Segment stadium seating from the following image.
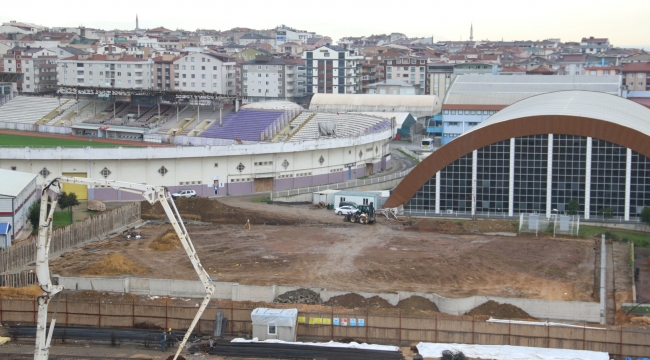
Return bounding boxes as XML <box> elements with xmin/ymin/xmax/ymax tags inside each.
<box><xmin>200</xmin><ymin>109</ymin><xmax>285</xmax><ymax>141</ymax></box>
<box><xmin>288</xmin><ymin>113</ymin><xmax>388</xmax><ymax>142</ymax></box>
<box><xmin>0</xmin><ymin>96</ymin><xmax>63</xmax><ymax>124</ymax></box>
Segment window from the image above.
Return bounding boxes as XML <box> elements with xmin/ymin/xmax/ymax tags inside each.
<box><xmin>448</xmin><ymin>122</ymin><xmax>459</xmax><ymax>126</ymax></box>
<box><xmin>213</xmin><ymin>83</ymin><xmax>217</xmax><ymax>87</ymax></box>
<box><xmin>202</xmin><ymin>83</ymin><xmax>205</xmax><ymax>87</ymax></box>
<box><xmin>182</xmin><ymin>82</ymin><xmax>186</xmax><ymax>86</ymax></box>
<box><xmin>191</xmin><ymin>82</ymin><xmax>195</xmax><ymax>87</ymax></box>
<box><xmin>324</xmin><ymin>53</ymin><xmax>330</xmax><ymax>57</ymax></box>
<box><xmin>191</xmin><ymin>74</ymin><xmax>195</xmax><ymax>78</ymax></box>
<box><xmin>191</xmin><ymin>66</ymin><xmax>195</xmax><ymax>70</ymax></box>
<box><xmin>387</xmin><ymin>67</ymin><xmax>392</xmax><ymax>72</ymax></box>
<box><xmin>213</xmin><ymin>74</ymin><xmax>217</xmax><ymax>79</ymax></box>
<box><xmin>127</xmin><ymin>72</ymin><xmax>131</xmax><ymax>76</ymax></box>
<box><xmin>182</xmin><ymin>74</ymin><xmax>186</xmax><ymax>78</ymax></box>
<box><xmin>443</xmin><ymin>110</ymin><xmax>449</xmax><ymax>115</ymax></box>
<box><xmin>201</xmin><ymin>66</ymin><xmax>205</xmax><ymax>70</ymax></box>
<box><xmin>117</xmin><ymin>72</ymin><xmax>121</xmax><ymax>76</ymax></box>
<box><xmin>191</xmin><ymin>57</ymin><xmax>195</xmax><ymax>62</ymax></box>
<box><xmin>464</xmin><ymin>110</ymin><xmax>470</xmax><ymax>115</ymax></box>
<box><xmin>202</xmin><ymin>74</ymin><xmax>206</xmax><ymax>79</ymax></box>
<box><xmin>451</xmin><ymin>110</ymin><xmax>456</xmax><ymax>115</ymax></box>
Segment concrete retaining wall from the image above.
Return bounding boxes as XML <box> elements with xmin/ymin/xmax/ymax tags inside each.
<box><xmin>58</xmin><ymin>276</ymin><xmax>600</xmax><ymax>322</ymax></box>
<box><xmin>273</xmin><ymin>177</ymin><xmax>403</xmax><ymax>203</ymax></box>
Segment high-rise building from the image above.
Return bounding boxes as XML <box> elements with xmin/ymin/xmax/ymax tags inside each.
<box><xmin>302</xmin><ymin>45</ymin><xmax>363</xmax><ymax>96</ymax></box>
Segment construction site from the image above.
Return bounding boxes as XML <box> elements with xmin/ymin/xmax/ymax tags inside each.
<box><xmin>1</xmin><ymin>195</ymin><xmax>647</xmax><ymax>360</ymax></box>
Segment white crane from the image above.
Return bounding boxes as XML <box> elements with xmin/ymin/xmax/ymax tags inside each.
<box><xmin>34</xmin><ymin>177</ymin><xmax>216</xmax><ymax>360</ymax></box>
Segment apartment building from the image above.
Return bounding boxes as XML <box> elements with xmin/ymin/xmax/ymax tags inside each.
<box><xmin>383</xmin><ymin>56</ymin><xmax>428</xmax><ymax>94</ymax></box>
<box><xmin>580</xmin><ymin>37</ymin><xmax>611</xmax><ymax>54</ymax></box>
<box><xmin>1</xmin><ymin>47</ymin><xmax>57</xmax><ymax>93</ymax></box>
<box><xmin>241</xmin><ymin>56</ymin><xmax>305</xmax><ymax>103</ymax></box>
<box><xmin>623</xmin><ymin>62</ymin><xmax>650</xmax><ymax>91</ymax></box>
<box><xmin>152</xmin><ymin>54</ymin><xmax>179</xmax><ymax>90</ymax></box>
<box><xmin>427</xmin><ymin>63</ymin><xmax>454</xmax><ymax>98</ymax></box>
<box><xmin>173</xmin><ymin>53</ymin><xmax>236</xmax><ymax>95</ymax></box>
<box><xmin>57</xmin><ymin>53</ymin><xmax>153</xmax><ymax>89</ymax></box>
<box><xmin>302</xmin><ymin>45</ymin><xmax>363</xmax><ymax>95</ymax></box>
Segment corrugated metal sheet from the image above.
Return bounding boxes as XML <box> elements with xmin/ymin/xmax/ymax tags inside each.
<box><xmin>445</xmin><ymin>75</ymin><xmax>621</xmax><ymax>105</ymax></box>
<box><xmin>0</xmin><ymin>169</ymin><xmax>38</xmax><ymax>197</ymax></box>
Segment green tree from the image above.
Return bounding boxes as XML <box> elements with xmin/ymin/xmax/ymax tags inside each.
<box><xmin>641</xmin><ymin>206</ymin><xmax>650</xmax><ymax>226</ymax></box>
<box><xmin>57</xmin><ymin>192</ymin><xmax>80</xmax><ymax>223</ymax></box>
<box><xmin>567</xmin><ymin>199</ymin><xmax>579</xmax><ymax>215</ymax></box>
<box><xmin>27</xmin><ymin>201</ymin><xmax>41</xmax><ymax>230</ymax></box>
<box><xmin>598</xmin><ymin>207</ymin><xmax>613</xmax><ymax>222</ymax></box>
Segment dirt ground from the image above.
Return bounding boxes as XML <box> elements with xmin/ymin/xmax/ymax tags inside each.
<box><xmin>46</xmin><ymin>198</ymin><xmax>609</xmax><ymax>302</ymax></box>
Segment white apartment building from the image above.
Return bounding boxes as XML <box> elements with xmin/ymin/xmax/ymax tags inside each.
<box><xmin>302</xmin><ymin>45</ymin><xmax>363</xmax><ymax>95</ymax></box>
<box><xmin>57</xmin><ymin>53</ymin><xmax>153</xmax><ymax>89</ymax></box>
<box><xmin>1</xmin><ymin>47</ymin><xmax>58</xmax><ymax>93</ymax></box>
<box><xmin>241</xmin><ymin>56</ymin><xmax>306</xmax><ymax>103</ymax></box>
<box><xmin>384</xmin><ymin>56</ymin><xmax>428</xmax><ymax>94</ymax></box>
<box><xmin>173</xmin><ymin>53</ymin><xmax>236</xmax><ymax>95</ymax></box>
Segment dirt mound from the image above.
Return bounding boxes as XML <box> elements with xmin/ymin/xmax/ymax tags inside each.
<box><xmin>631</xmin><ymin>316</ymin><xmax>650</xmax><ymax>325</ymax></box>
<box><xmin>0</xmin><ymin>285</ymin><xmax>44</xmax><ymax>299</ymax></box>
<box><xmin>396</xmin><ymin>296</ymin><xmax>439</xmax><ymax>312</ymax></box>
<box><xmin>275</xmin><ymin>288</ymin><xmax>322</xmax><ymax>305</ymax></box>
<box><xmin>82</xmin><ymin>253</ymin><xmax>148</xmax><ymax>276</ymax></box>
<box><xmin>465</xmin><ymin>300</ymin><xmax>532</xmax><ymax>319</ymax></box>
<box><xmin>324</xmin><ymin>293</ymin><xmax>393</xmax><ymax>309</ymax></box>
<box><xmin>150</xmin><ymin>229</ymin><xmax>180</xmax><ymax>251</ymax></box>
<box><xmin>141</xmin><ymin>197</ymin><xmax>297</xmax><ymax>225</ymax></box>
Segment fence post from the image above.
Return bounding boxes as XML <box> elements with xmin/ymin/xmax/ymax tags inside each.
<box><xmin>132</xmin><ymin>299</ymin><xmax>135</xmax><ymax>328</ymax></box>
<box><xmin>471</xmin><ymin>316</ymin><xmax>475</xmax><ymax>344</ymax></box>
<box><xmin>0</xmin><ymin>298</ymin><xmax>2</xmax><ymax>323</ymax></box>
<box><xmin>98</xmin><ymin>297</ymin><xmax>101</xmax><ymax>327</ymax></box>
<box><xmin>398</xmin><ymin>310</ymin><xmax>402</xmax><ymax>345</ymax></box>
<box><xmin>365</xmin><ymin>308</ymin><xmax>369</xmax><ymax>343</ymax></box>
<box><xmin>33</xmin><ymin>298</ymin><xmax>36</xmax><ymax>325</ymax></box>
<box><xmin>230</xmin><ymin>302</ymin><xmax>234</xmax><ymax>335</ymax></box>
<box><xmin>434</xmin><ymin>316</ymin><xmax>438</xmax><ymax>342</ymax></box>
<box><xmin>619</xmin><ymin>326</ymin><xmax>623</xmax><ymax>358</ymax></box>
<box><xmin>65</xmin><ymin>297</ymin><xmax>68</xmax><ymax>326</ymax></box>
<box><xmin>582</xmin><ymin>322</ymin><xmax>586</xmax><ymax>350</ymax></box>
<box><xmin>165</xmin><ymin>300</ymin><xmax>168</xmax><ymax>329</ymax></box>
<box><xmin>508</xmin><ymin>321</ymin><xmax>511</xmax><ymax>345</ymax></box>
<box><xmin>331</xmin><ymin>308</ymin><xmax>334</xmax><ymax>340</ymax></box>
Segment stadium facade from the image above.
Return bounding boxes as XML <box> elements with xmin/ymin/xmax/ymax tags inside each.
<box><xmin>385</xmin><ymin>91</ymin><xmax>650</xmax><ymax>221</ymax></box>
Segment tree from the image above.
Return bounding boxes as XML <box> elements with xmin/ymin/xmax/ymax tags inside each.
<box><xmin>567</xmin><ymin>199</ymin><xmax>579</xmax><ymax>215</ymax></box>
<box><xmin>598</xmin><ymin>207</ymin><xmax>613</xmax><ymax>222</ymax></box>
<box><xmin>57</xmin><ymin>192</ymin><xmax>80</xmax><ymax>223</ymax></box>
<box><xmin>641</xmin><ymin>206</ymin><xmax>650</xmax><ymax>226</ymax></box>
<box><xmin>27</xmin><ymin>201</ymin><xmax>41</xmax><ymax>230</ymax></box>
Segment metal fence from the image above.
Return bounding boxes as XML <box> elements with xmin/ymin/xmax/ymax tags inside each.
<box><xmin>0</xmin><ymin>270</ymin><xmax>37</xmax><ymax>287</ymax></box>
<box><xmin>0</xmin><ymin>121</ymin><xmax>72</xmax><ymax>135</ymax></box>
<box><xmin>273</xmin><ymin>167</ymin><xmax>413</xmax><ymax>198</ymax></box>
<box><xmin>2</xmin><ymin>298</ymin><xmax>649</xmax><ymax>358</ymax></box>
<box><xmin>0</xmin><ymin>203</ymin><xmax>141</xmax><ymax>273</ymax></box>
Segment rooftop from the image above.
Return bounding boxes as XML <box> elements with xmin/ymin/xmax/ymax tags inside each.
<box><xmin>0</xmin><ymin>168</ymin><xmax>37</xmax><ymax>197</ymax></box>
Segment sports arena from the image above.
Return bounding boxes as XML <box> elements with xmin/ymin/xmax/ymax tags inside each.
<box><xmin>386</xmin><ymin>91</ymin><xmax>650</xmax><ymax>221</ymax></box>
<box><xmin>0</xmin><ymin>87</ymin><xmax>401</xmax><ymax>200</ymax></box>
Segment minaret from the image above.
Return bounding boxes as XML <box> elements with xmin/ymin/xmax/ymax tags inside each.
<box><xmin>470</xmin><ymin>23</ymin><xmax>473</xmax><ymax>42</ymax></box>
<box><xmin>136</xmin><ymin>14</ymin><xmax>139</xmax><ymax>30</ymax></box>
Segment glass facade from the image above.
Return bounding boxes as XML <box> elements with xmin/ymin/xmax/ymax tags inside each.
<box><xmin>590</xmin><ymin>139</ymin><xmax>626</xmax><ymax>217</ymax></box>
<box><xmin>439</xmin><ymin>154</ymin><xmax>472</xmax><ymax>213</ymax></box>
<box><xmin>631</xmin><ymin>150</ymin><xmax>650</xmax><ymax>215</ymax></box>
<box><xmin>476</xmin><ymin>140</ymin><xmax>510</xmax><ymax>214</ymax></box>
<box><xmin>513</xmin><ymin>135</ymin><xmax>547</xmax><ymax>213</ymax></box>
<box><xmin>551</xmin><ymin>135</ymin><xmax>587</xmax><ymax>213</ymax></box>
<box><xmin>404</xmin><ymin>134</ymin><xmax>650</xmax><ymax>220</ymax></box>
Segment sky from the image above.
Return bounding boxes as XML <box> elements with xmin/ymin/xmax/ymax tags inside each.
<box><xmin>2</xmin><ymin>0</ymin><xmax>649</xmax><ymax>48</ymax></box>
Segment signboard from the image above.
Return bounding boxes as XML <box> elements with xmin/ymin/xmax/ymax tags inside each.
<box><xmin>358</xmin><ymin>318</ymin><xmax>365</xmax><ymax>327</ymax></box>
<box><xmin>323</xmin><ymin>318</ymin><xmax>331</xmax><ymax>325</ymax></box>
<box><xmin>344</xmin><ymin>163</ymin><xmax>356</xmax><ymax>168</ymax></box>
<box><xmin>333</xmin><ymin>318</ymin><xmax>339</xmax><ymax>326</ymax></box>
<box><xmin>298</xmin><ymin>316</ymin><xmax>306</xmax><ymax>324</ymax></box>
<box><xmin>350</xmin><ymin>318</ymin><xmax>356</xmax><ymax>327</ymax></box>
<box><xmin>309</xmin><ymin>317</ymin><xmax>323</xmax><ymax>325</ymax></box>
<box><xmin>341</xmin><ymin>318</ymin><xmax>348</xmax><ymax>326</ymax></box>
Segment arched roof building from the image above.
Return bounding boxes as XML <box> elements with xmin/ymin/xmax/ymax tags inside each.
<box><xmin>309</xmin><ymin>93</ymin><xmax>441</xmax><ymax>118</ymax></box>
<box><xmin>385</xmin><ymin>91</ymin><xmax>650</xmax><ymax>221</ymax></box>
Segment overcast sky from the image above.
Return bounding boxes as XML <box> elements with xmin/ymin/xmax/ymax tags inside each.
<box><xmin>2</xmin><ymin>0</ymin><xmax>649</xmax><ymax>48</ymax></box>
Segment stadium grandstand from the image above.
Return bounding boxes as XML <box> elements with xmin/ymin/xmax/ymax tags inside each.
<box><xmin>0</xmin><ymin>89</ymin><xmax>396</xmax><ymax>200</ymax></box>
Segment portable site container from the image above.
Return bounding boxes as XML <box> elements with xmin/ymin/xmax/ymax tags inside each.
<box><xmin>251</xmin><ymin>308</ymin><xmax>298</xmax><ymax>342</ymax></box>
<box><xmin>312</xmin><ymin>189</ymin><xmax>340</xmax><ymax>205</ymax></box>
<box><xmin>333</xmin><ymin>191</ymin><xmax>382</xmax><ymax>210</ymax></box>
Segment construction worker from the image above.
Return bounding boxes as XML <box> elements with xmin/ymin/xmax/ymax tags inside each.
<box><xmin>245</xmin><ymin>219</ymin><xmax>251</xmax><ymax>230</ymax></box>
<box><xmin>160</xmin><ymin>330</ymin><xmax>167</xmax><ymax>352</ymax></box>
<box><xmin>167</xmin><ymin>328</ymin><xmax>176</xmax><ymax>348</ymax></box>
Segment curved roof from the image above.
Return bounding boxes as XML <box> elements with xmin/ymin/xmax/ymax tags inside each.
<box><xmin>385</xmin><ymin>91</ymin><xmax>650</xmax><ymax>208</ymax></box>
<box><xmin>309</xmin><ymin>94</ymin><xmax>440</xmax><ymax>117</ymax></box>
<box><xmin>467</xmin><ymin>91</ymin><xmax>650</xmax><ymax>137</ymax></box>
<box><xmin>242</xmin><ymin>101</ymin><xmax>303</xmax><ymax>111</ymax></box>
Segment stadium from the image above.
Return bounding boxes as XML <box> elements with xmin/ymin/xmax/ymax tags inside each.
<box><xmin>385</xmin><ymin>90</ymin><xmax>650</xmax><ymax>221</ymax></box>
<box><xmin>0</xmin><ymin>87</ymin><xmax>402</xmax><ymax>200</ymax></box>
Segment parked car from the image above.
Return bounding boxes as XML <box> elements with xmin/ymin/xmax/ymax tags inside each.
<box><xmin>335</xmin><ymin>205</ymin><xmax>357</xmax><ymax>215</ymax></box>
<box><xmin>171</xmin><ymin>189</ymin><xmax>197</xmax><ymax>199</ymax></box>
<box><xmin>338</xmin><ymin>201</ymin><xmax>358</xmax><ymax>208</ymax></box>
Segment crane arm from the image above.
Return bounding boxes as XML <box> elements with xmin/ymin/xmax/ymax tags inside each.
<box><xmin>35</xmin><ymin>177</ymin><xmax>215</xmax><ymax>360</ymax></box>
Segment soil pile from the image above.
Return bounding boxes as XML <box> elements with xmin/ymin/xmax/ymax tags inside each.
<box><xmin>275</xmin><ymin>288</ymin><xmax>322</xmax><ymax>305</ymax></box>
<box><xmin>465</xmin><ymin>300</ymin><xmax>532</xmax><ymax>319</ymax></box>
<box><xmin>396</xmin><ymin>296</ymin><xmax>440</xmax><ymax>312</ymax></box>
<box><xmin>141</xmin><ymin>197</ymin><xmax>297</xmax><ymax>225</ymax></box>
<box><xmin>82</xmin><ymin>254</ymin><xmax>148</xmax><ymax>276</ymax></box>
<box><xmin>0</xmin><ymin>285</ymin><xmax>44</xmax><ymax>299</ymax></box>
<box><xmin>150</xmin><ymin>229</ymin><xmax>180</xmax><ymax>251</ymax></box>
<box><xmin>631</xmin><ymin>316</ymin><xmax>650</xmax><ymax>325</ymax></box>
<box><xmin>324</xmin><ymin>293</ymin><xmax>393</xmax><ymax>309</ymax></box>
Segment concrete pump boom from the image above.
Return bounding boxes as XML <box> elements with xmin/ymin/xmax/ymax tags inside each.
<box><xmin>34</xmin><ymin>177</ymin><xmax>216</xmax><ymax>360</ymax></box>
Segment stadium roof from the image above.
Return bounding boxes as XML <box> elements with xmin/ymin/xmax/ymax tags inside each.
<box><xmin>309</xmin><ymin>94</ymin><xmax>440</xmax><ymax>118</ymax></box>
<box><xmin>443</xmin><ymin>75</ymin><xmax>621</xmax><ymax>107</ymax></box>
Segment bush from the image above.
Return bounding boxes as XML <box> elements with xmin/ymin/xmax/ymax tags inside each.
<box><xmin>641</xmin><ymin>206</ymin><xmax>650</xmax><ymax>226</ymax></box>
<box><xmin>604</xmin><ymin>231</ymin><xmax>618</xmax><ymax>241</ymax></box>
<box><xmin>27</xmin><ymin>201</ymin><xmax>40</xmax><ymax>230</ymax></box>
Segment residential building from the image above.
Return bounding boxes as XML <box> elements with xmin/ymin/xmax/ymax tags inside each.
<box><xmin>173</xmin><ymin>53</ymin><xmax>236</xmax><ymax>95</ymax></box>
<box><xmin>365</xmin><ymin>79</ymin><xmax>418</xmax><ymax>95</ymax></box>
<box><xmin>383</xmin><ymin>56</ymin><xmax>428</xmax><ymax>94</ymax></box>
<box><xmin>0</xmin><ymin>168</ymin><xmax>38</xmax><ymax>246</ymax></box>
<box><xmin>584</xmin><ymin>66</ymin><xmax>621</xmax><ymax>76</ymax></box>
<box><xmin>57</xmin><ymin>53</ymin><xmax>153</xmax><ymax>89</ymax></box>
<box><xmin>241</xmin><ymin>56</ymin><xmax>305</xmax><ymax>103</ymax></box>
<box><xmin>234</xmin><ymin>48</ymin><xmax>272</xmax><ymax>62</ymax></box>
<box><xmin>238</xmin><ymin>33</ymin><xmax>275</xmax><ymax>47</ymax></box>
<box><xmin>2</xmin><ymin>47</ymin><xmax>57</xmax><ymax>93</ymax></box>
<box><xmin>303</xmin><ymin>45</ymin><xmax>363</xmax><ymax>96</ymax></box>
<box><xmin>427</xmin><ymin>63</ymin><xmax>454</xmax><ymax>98</ymax></box>
<box><xmin>47</xmin><ymin>46</ymin><xmax>87</xmax><ymax>59</ymax></box>
<box><xmin>453</xmin><ymin>62</ymin><xmax>498</xmax><ymax>76</ymax></box>
<box><xmin>499</xmin><ymin>66</ymin><xmax>526</xmax><ymax>75</ymax></box>
<box><xmin>580</xmin><ymin>37</ymin><xmax>611</xmax><ymax>54</ymax></box>
<box><xmin>152</xmin><ymin>54</ymin><xmax>179</xmax><ymax>90</ymax></box>
<box><xmin>360</xmin><ymin>62</ymin><xmax>377</xmax><ymax>92</ymax></box>
<box><xmin>622</xmin><ymin>62</ymin><xmax>650</xmax><ymax>91</ymax></box>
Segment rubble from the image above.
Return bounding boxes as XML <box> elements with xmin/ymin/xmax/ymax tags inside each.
<box><xmin>87</xmin><ymin>199</ymin><xmax>106</xmax><ymax>212</ymax></box>
<box><xmin>275</xmin><ymin>288</ymin><xmax>322</xmax><ymax>305</ymax></box>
